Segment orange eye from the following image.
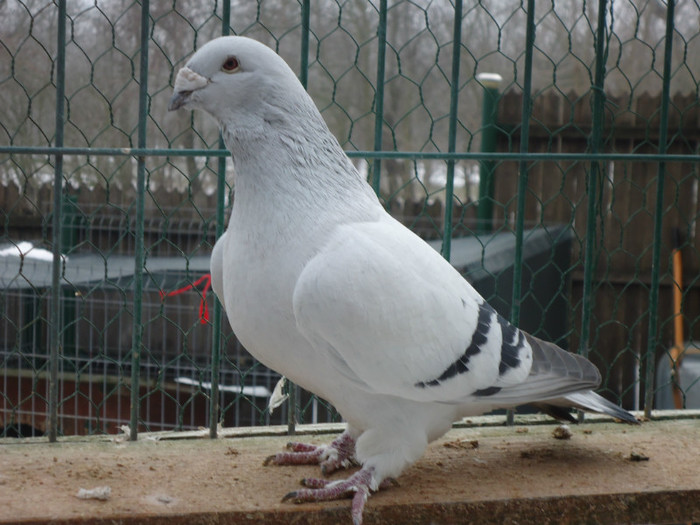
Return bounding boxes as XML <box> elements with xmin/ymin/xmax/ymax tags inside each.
<box><xmin>222</xmin><ymin>56</ymin><xmax>239</xmax><ymax>72</ymax></box>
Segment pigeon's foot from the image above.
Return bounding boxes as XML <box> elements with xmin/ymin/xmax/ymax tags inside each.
<box><xmin>283</xmin><ymin>466</ymin><xmax>383</xmax><ymax>525</ymax></box>
<box><xmin>264</xmin><ymin>430</ymin><xmax>357</xmax><ymax>475</ymax></box>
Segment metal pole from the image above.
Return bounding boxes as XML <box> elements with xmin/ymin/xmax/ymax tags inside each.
<box><xmin>578</xmin><ymin>0</ymin><xmax>609</xmax><ymax>422</ymax></box>
<box><xmin>475</xmin><ymin>73</ymin><xmax>502</xmax><ymax>235</ymax></box>
<box><xmin>644</xmin><ymin>0</ymin><xmax>675</xmax><ymax>418</ymax></box>
<box><xmin>371</xmin><ymin>0</ymin><xmax>388</xmax><ymax>196</ymax></box>
<box><xmin>1</xmin><ymin>146</ymin><xmax>697</xmax><ymax>164</ymax></box>
<box><xmin>508</xmin><ymin>0</ymin><xmax>536</xmax><ymax>426</ymax></box>
<box><xmin>209</xmin><ymin>0</ymin><xmax>232</xmax><ymax>440</ymax></box>
<box><xmin>48</xmin><ymin>0</ymin><xmax>67</xmax><ymax>443</ymax></box>
<box><xmin>299</xmin><ymin>0</ymin><xmax>310</xmax><ymax>89</ymax></box>
<box><xmin>284</xmin><ymin>0</ymin><xmax>311</xmax><ymax>436</ymax></box>
<box><xmin>130</xmin><ymin>0</ymin><xmax>150</xmax><ymax>441</ymax></box>
<box><xmin>441</xmin><ymin>0</ymin><xmax>463</xmax><ymax>261</ymax></box>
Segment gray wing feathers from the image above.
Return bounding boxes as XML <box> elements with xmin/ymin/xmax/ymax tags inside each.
<box><xmin>526</xmin><ymin>334</ymin><xmax>638</xmax><ymax>423</ymax></box>
<box><xmin>483</xmin><ymin>333</ymin><xmax>638</xmax><ymax>424</ymax></box>
<box><xmin>473</xmin><ymin>333</ymin><xmax>601</xmax><ymax>405</ymax></box>
<box><xmin>526</xmin><ymin>333</ymin><xmax>601</xmax><ymax>387</ymax></box>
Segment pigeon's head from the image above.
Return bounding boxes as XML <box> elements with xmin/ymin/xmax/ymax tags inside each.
<box><xmin>168</xmin><ymin>36</ymin><xmax>308</xmax><ymax>131</ymax></box>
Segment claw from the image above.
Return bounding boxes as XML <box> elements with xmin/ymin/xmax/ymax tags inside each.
<box><xmin>281</xmin><ymin>490</ymin><xmax>299</xmax><ymax>503</ymax></box>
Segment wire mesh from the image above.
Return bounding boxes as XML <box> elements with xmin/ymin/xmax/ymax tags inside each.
<box><xmin>1</xmin><ymin>0</ymin><xmax>699</xmax><ymax>441</ymax></box>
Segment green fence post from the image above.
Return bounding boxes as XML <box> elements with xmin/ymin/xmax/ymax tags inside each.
<box><xmin>209</xmin><ymin>0</ymin><xmax>232</xmax><ymax>440</ymax></box>
<box><xmin>371</xmin><ymin>0</ymin><xmax>388</xmax><ymax>196</ymax></box>
<box><xmin>283</xmin><ymin>0</ymin><xmax>311</xmax><ymax>436</ymax></box>
<box><xmin>130</xmin><ymin>0</ymin><xmax>150</xmax><ymax>441</ymax></box>
<box><xmin>475</xmin><ymin>73</ymin><xmax>502</xmax><ymax>235</ymax></box>
<box><xmin>644</xmin><ymin>0</ymin><xmax>675</xmax><ymax>418</ymax></box>
<box><xmin>441</xmin><ymin>0</ymin><xmax>463</xmax><ymax>261</ymax></box>
<box><xmin>578</xmin><ymin>0</ymin><xmax>609</xmax><ymax>422</ymax></box>
<box><xmin>60</xmin><ymin>194</ymin><xmax>80</xmax><ymax>356</ymax></box>
<box><xmin>508</xmin><ymin>0</ymin><xmax>536</xmax><ymax>426</ymax></box>
<box><xmin>48</xmin><ymin>0</ymin><xmax>67</xmax><ymax>443</ymax></box>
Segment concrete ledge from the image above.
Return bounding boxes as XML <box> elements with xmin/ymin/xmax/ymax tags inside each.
<box><xmin>2</xmin><ymin>416</ymin><xmax>699</xmax><ymax>524</ymax></box>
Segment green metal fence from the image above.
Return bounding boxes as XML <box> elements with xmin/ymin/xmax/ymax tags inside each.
<box><xmin>1</xmin><ymin>0</ymin><xmax>699</xmax><ymax>442</ymax></box>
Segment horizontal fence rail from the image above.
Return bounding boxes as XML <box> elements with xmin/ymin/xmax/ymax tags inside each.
<box><xmin>2</xmin><ymin>146</ymin><xmax>699</xmax><ymax>163</ymax></box>
<box><xmin>1</xmin><ymin>0</ymin><xmax>699</xmax><ymax>441</ymax></box>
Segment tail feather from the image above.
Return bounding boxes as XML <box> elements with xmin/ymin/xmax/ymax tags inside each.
<box><xmin>492</xmin><ymin>334</ymin><xmax>638</xmax><ymax>424</ymax></box>
<box><xmin>472</xmin><ymin>331</ymin><xmax>638</xmax><ymax>424</ymax></box>
<box><xmin>532</xmin><ymin>392</ymin><xmax>639</xmax><ymax>424</ymax></box>
<box><xmin>523</xmin><ymin>333</ymin><xmax>638</xmax><ymax>424</ymax></box>
<box><xmin>563</xmin><ymin>391</ymin><xmax>639</xmax><ymax>424</ymax></box>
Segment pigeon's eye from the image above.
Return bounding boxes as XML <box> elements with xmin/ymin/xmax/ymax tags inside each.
<box><xmin>222</xmin><ymin>56</ymin><xmax>240</xmax><ymax>73</ymax></box>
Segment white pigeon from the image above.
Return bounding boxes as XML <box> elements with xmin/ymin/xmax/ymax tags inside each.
<box><xmin>169</xmin><ymin>36</ymin><xmax>638</xmax><ymax>524</ymax></box>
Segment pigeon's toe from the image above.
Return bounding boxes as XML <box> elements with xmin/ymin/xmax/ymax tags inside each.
<box><xmin>263</xmin><ymin>431</ymin><xmax>357</xmax><ymax>474</ymax></box>
<box><xmin>282</xmin><ymin>467</ymin><xmax>378</xmax><ymax>525</ymax></box>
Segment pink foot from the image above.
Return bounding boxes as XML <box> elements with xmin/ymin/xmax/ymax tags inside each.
<box><xmin>300</xmin><ymin>476</ymin><xmax>399</xmax><ymax>491</ymax></box>
<box><xmin>282</xmin><ymin>467</ymin><xmax>376</xmax><ymax>525</ymax></box>
<box><xmin>263</xmin><ymin>430</ymin><xmax>357</xmax><ymax>475</ymax></box>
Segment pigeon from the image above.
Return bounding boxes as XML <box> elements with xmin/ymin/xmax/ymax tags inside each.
<box><xmin>169</xmin><ymin>36</ymin><xmax>638</xmax><ymax>524</ymax></box>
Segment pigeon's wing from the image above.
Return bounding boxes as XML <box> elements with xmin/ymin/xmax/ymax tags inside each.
<box><xmin>293</xmin><ymin>216</ymin><xmax>504</xmax><ymax>403</ymax></box>
<box><xmin>294</xmin><ymin>216</ymin><xmax>599</xmax><ymax>405</ymax></box>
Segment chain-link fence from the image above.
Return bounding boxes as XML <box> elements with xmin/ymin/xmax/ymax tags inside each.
<box><xmin>1</xmin><ymin>0</ymin><xmax>699</xmax><ymax>441</ymax></box>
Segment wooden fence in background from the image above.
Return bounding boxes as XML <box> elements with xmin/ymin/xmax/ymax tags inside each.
<box><xmin>492</xmin><ymin>90</ymin><xmax>700</xmax><ymax>406</ymax></box>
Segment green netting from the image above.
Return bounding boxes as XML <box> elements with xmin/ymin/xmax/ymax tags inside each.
<box><xmin>1</xmin><ymin>0</ymin><xmax>699</xmax><ymax>441</ymax></box>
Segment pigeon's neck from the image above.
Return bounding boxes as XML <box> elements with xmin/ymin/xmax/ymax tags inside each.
<box><xmin>223</xmin><ymin>112</ymin><xmax>381</xmax><ymax>231</ymax></box>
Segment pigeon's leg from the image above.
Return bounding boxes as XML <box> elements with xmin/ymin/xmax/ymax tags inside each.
<box><xmin>263</xmin><ymin>428</ymin><xmax>358</xmax><ymax>475</ymax></box>
<box><xmin>282</xmin><ymin>465</ymin><xmax>379</xmax><ymax>525</ymax></box>
<box><xmin>280</xmin><ymin>426</ymin><xmax>424</xmax><ymax>524</ymax></box>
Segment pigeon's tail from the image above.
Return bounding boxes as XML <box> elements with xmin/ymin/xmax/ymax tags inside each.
<box><xmin>532</xmin><ymin>391</ymin><xmax>638</xmax><ymax>424</ymax></box>
<box><xmin>561</xmin><ymin>390</ymin><xmax>639</xmax><ymax>424</ymax></box>
<box><xmin>501</xmin><ymin>333</ymin><xmax>638</xmax><ymax>424</ymax></box>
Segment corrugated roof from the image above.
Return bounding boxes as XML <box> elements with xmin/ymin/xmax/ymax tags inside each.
<box><xmin>0</xmin><ymin>243</ymin><xmax>211</xmax><ymax>290</ymax></box>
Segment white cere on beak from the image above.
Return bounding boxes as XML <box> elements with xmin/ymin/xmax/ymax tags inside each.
<box><xmin>169</xmin><ymin>67</ymin><xmax>210</xmax><ymax>111</ymax></box>
<box><xmin>174</xmin><ymin>66</ymin><xmax>210</xmax><ymax>92</ymax></box>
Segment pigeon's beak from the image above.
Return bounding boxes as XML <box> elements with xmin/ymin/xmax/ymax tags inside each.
<box><xmin>168</xmin><ymin>90</ymin><xmax>191</xmax><ymax>111</ymax></box>
<box><xmin>168</xmin><ymin>66</ymin><xmax>210</xmax><ymax>112</ymax></box>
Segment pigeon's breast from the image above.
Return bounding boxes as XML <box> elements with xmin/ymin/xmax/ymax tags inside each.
<box><xmin>221</xmin><ymin>219</ymin><xmax>341</xmax><ymax>395</ymax></box>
